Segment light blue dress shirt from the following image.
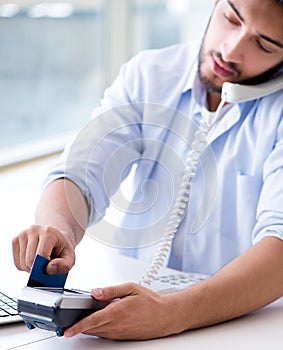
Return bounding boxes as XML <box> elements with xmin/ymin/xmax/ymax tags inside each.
<box><xmin>44</xmin><ymin>44</ymin><xmax>283</xmax><ymax>275</ymax></box>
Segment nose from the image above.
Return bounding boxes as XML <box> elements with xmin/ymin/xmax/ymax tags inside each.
<box><xmin>221</xmin><ymin>31</ymin><xmax>248</xmax><ymax>64</ymax></box>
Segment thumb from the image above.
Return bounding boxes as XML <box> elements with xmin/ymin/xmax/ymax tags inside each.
<box><xmin>45</xmin><ymin>257</ymin><xmax>73</xmax><ymax>275</ymax></box>
<box><xmin>91</xmin><ymin>282</ymin><xmax>139</xmax><ymax>300</ymax></box>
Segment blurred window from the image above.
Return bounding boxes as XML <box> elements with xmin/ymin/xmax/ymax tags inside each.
<box><xmin>131</xmin><ymin>0</ymin><xmax>212</xmax><ymax>54</ymax></box>
<box><xmin>0</xmin><ymin>0</ymin><xmax>212</xmax><ymax>167</ymax></box>
<box><xmin>0</xmin><ymin>0</ymin><xmax>105</xmax><ymax>166</ymax></box>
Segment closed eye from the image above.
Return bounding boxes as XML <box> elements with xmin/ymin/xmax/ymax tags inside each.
<box><xmin>224</xmin><ymin>12</ymin><xmax>240</xmax><ymax>26</ymax></box>
<box><xmin>257</xmin><ymin>40</ymin><xmax>276</xmax><ymax>54</ymax></box>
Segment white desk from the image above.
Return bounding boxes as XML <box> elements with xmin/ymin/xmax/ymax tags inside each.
<box><xmin>1</xmin><ymin>159</ymin><xmax>283</xmax><ymax>350</ymax></box>
<box><xmin>1</xmin><ymin>234</ymin><xmax>283</xmax><ymax>350</ymax></box>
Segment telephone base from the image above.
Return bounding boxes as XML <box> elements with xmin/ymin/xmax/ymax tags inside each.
<box><xmin>150</xmin><ymin>272</ymin><xmax>209</xmax><ymax>294</ymax></box>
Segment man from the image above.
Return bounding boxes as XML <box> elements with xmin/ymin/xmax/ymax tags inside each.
<box><xmin>12</xmin><ymin>0</ymin><xmax>283</xmax><ymax>340</ymax></box>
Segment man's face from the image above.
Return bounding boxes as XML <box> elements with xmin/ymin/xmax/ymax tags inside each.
<box><xmin>198</xmin><ymin>0</ymin><xmax>283</xmax><ymax>93</ymax></box>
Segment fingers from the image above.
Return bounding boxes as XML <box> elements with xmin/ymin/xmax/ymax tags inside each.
<box><xmin>64</xmin><ymin>283</ymin><xmax>138</xmax><ymax>338</ymax></box>
<box><xmin>91</xmin><ymin>282</ymin><xmax>139</xmax><ymax>301</ymax></box>
<box><xmin>64</xmin><ymin>294</ymin><xmax>122</xmax><ymax>338</ymax></box>
<box><xmin>36</xmin><ymin>227</ymin><xmax>75</xmax><ymax>274</ymax></box>
<box><xmin>12</xmin><ymin>224</ymin><xmax>75</xmax><ymax>274</ymax></box>
<box><xmin>65</xmin><ymin>284</ymin><xmax>135</xmax><ymax>337</ymax></box>
<box><xmin>64</xmin><ymin>283</ymin><xmax>165</xmax><ymax>340</ymax></box>
<box><xmin>12</xmin><ymin>228</ymin><xmax>40</xmax><ymax>272</ymax></box>
<box><xmin>45</xmin><ymin>256</ymin><xmax>75</xmax><ymax>275</ymax></box>
<box><xmin>64</xmin><ymin>308</ymin><xmax>110</xmax><ymax>338</ymax></box>
<box><xmin>12</xmin><ymin>235</ymin><xmax>22</xmax><ymax>271</ymax></box>
<box><xmin>25</xmin><ymin>233</ymin><xmax>39</xmax><ymax>268</ymax></box>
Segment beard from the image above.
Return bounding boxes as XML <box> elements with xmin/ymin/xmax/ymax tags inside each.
<box><xmin>197</xmin><ymin>20</ymin><xmax>283</xmax><ymax>93</ymax></box>
<box><xmin>235</xmin><ymin>61</ymin><xmax>283</xmax><ymax>85</ymax></box>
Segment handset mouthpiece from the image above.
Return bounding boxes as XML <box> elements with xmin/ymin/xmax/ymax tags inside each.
<box><xmin>222</xmin><ymin>74</ymin><xmax>283</xmax><ymax>104</ymax></box>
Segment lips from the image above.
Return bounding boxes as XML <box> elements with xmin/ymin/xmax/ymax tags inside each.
<box><xmin>212</xmin><ymin>55</ymin><xmax>235</xmax><ymax>78</ymax></box>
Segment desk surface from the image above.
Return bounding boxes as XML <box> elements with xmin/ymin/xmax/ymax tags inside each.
<box><xmin>1</xmin><ymin>234</ymin><xmax>283</xmax><ymax>350</ymax></box>
<box><xmin>1</xmin><ymin>158</ymin><xmax>283</xmax><ymax>349</ymax></box>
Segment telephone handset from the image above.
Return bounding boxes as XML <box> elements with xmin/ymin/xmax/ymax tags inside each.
<box><xmin>222</xmin><ymin>73</ymin><xmax>283</xmax><ymax>103</ymax></box>
<box><xmin>139</xmin><ymin>73</ymin><xmax>283</xmax><ymax>288</ymax></box>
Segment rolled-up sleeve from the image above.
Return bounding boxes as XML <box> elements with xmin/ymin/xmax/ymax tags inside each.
<box><xmin>42</xmin><ymin>54</ymin><xmax>145</xmax><ymax>225</ymax></box>
<box><xmin>252</xmin><ymin>107</ymin><xmax>283</xmax><ymax>244</ymax></box>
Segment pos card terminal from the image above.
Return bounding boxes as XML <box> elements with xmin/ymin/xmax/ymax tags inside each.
<box><xmin>17</xmin><ymin>255</ymin><xmax>111</xmax><ymax>337</ymax></box>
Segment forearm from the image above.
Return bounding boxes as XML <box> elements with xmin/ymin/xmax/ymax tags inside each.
<box><xmin>170</xmin><ymin>237</ymin><xmax>283</xmax><ymax>333</ymax></box>
<box><xmin>35</xmin><ymin>178</ymin><xmax>89</xmax><ymax>246</ymax></box>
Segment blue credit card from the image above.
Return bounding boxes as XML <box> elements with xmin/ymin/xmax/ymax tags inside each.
<box><xmin>27</xmin><ymin>255</ymin><xmax>68</xmax><ymax>288</ymax></box>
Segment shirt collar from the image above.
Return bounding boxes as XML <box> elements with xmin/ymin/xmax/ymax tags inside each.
<box><xmin>182</xmin><ymin>57</ymin><xmax>199</xmax><ymax>94</ymax></box>
<box><xmin>182</xmin><ymin>58</ymin><xmax>207</xmax><ymax>114</ymax></box>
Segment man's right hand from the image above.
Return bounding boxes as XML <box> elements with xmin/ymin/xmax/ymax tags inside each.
<box><xmin>12</xmin><ymin>224</ymin><xmax>76</xmax><ymax>275</ymax></box>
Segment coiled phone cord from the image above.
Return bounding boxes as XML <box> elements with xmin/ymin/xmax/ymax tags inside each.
<box><xmin>139</xmin><ymin>74</ymin><xmax>283</xmax><ymax>286</ymax></box>
<box><xmin>139</xmin><ymin>98</ymin><xmax>226</xmax><ymax>286</ymax></box>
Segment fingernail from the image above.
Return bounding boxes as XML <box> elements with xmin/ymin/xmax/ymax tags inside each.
<box><xmin>64</xmin><ymin>330</ymin><xmax>73</xmax><ymax>338</ymax></box>
<box><xmin>92</xmin><ymin>288</ymin><xmax>103</xmax><ymax>298</ymax></box>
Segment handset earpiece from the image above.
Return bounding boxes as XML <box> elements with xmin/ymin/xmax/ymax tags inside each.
<box><xmin>222</xmin><ymin>74</ymin><xmax>283</xmax><ymax>104</ymax></box>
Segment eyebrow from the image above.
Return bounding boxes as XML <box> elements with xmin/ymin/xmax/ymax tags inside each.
<box><xmin>227</xmin><ymin>0</ymin><xmax>244</xmax><ymax>22</ymax></box>
<box><xmin>227</xmin><ymin>0</ymin><xmax>283</xmax><ymax>49</ymax></box>
<box><xmin>260</xmin><ymin>34</ymin><xmax>283</xmax><ymax>49</ymax></box>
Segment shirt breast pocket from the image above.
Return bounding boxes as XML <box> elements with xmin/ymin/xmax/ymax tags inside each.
<box><xmin>235</xmin><ymin>173</ymin><xmax>261</xmax><ymax>238</ymax></box>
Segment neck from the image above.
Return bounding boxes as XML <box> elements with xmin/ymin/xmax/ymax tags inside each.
<box><xmin>206</xmin><ymin>91</ymin><xmax>222</xmax><ymax>112</ymax></box>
